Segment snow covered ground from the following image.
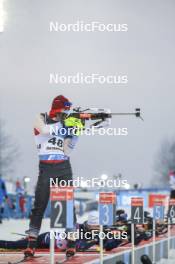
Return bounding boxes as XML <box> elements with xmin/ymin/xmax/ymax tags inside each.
<box><xmin>0</xmin><ymin>218</ymin><xmax>50</xmax><ymax>241</ymax></box>
<box><xmin>157</xmin><ymin>250</ymin><xmax>175</xmax><ymax>263</ymax></box>
<box><xmin>0</xmin><ymin>212</ymin><xmax>91</xmax><ymax>241</ymax></box>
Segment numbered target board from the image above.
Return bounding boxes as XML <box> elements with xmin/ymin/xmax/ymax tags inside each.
<box><xmin>153</xmin><ymin>198</ymin><xmax>164</xmax><ymax>220</ymax></box>
<box><xmin>50</xmin><ymin>187</ymin><xmax>74</xmax><ymax>229</ymax></box>
<box><xmin>168</xmin><ymin>199</ymin><xmax>175</xmax><ymax>219</ymax></box>
<box><xmin>99</xmin><ymin>192</ymin><xmax>116</xmax><ymax>226</ymax></box>
<box><xmin>131</xmin><ymin>197</ymin><xmax>144</xmax><ymax>224</ymax></box>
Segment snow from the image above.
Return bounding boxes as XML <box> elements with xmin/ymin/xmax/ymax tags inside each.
<box><xmin>0</xmin><ymin>213</ymin><xmax>90</xmax><ymax>241</ymax></box>
<box><xmin>0</xmin><ymin>218</ymin><xmax>50</xmax><ymax>241</ymax></box>
<box><xmin>156</xmin><ymin>250</ymin><xmax>175</xmax><ymax>264</ymax></box>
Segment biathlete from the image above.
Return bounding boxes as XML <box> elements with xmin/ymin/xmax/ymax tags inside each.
<box><xmin>24</xmin><ymin>95</ymin><xmax>84</xmax><ymax>258</ymax></box>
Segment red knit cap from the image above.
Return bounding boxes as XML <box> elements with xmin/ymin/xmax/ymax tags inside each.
<box><xmin>49</xmin><ymin>95</ymin><xmax>72</xmax><ymax>118</ymax></box>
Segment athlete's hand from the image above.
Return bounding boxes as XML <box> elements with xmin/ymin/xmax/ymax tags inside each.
<box><xmin>64</xmin><ymin>117</ymin><xmax>85</xmax><ymax>136</ymax></box>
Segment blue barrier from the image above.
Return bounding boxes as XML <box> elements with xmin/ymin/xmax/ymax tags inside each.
<box><xmin>1</xmin><ymin>194</ymin><xmax>94</xmax><ymax>219</ymax></box>
<box><xmin>0</xmin><ymin>188</ymin><xmax>171</xmax><ymax>219</ymax></box>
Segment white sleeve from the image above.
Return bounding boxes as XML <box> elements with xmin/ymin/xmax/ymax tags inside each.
<box><xmin>34</xmin><ymin>114</ymin><xmax>50</xmax><ymax>135</ymax></box>
<box><xmin>63</xmin><ymin>136</ymin><xmax>79</xmax><ymax>156</ymax></box>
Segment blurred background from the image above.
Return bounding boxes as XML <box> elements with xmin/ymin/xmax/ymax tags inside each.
<box><xmin>0</xmin><ymin>2</ymin><xmax>175</xmax><ymax>263</ymax></box>
<box><xmin>0</xmin><ymin>0</ymin><xmax>175</xmax><ymax>192</ymax></box>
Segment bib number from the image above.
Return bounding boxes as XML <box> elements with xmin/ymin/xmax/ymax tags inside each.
<box><xmin>48</xmin><ymin>137</ymin><xmax>63</xmax><ymax>148</ymax></box>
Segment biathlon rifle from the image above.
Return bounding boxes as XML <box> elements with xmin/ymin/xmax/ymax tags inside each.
<box><xmin>68</xmin><ymin>107</ymin><xmax>143</xmax><ymax>128</ymax></box>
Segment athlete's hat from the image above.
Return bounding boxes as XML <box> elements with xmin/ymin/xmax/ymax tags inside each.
<box><xmin>49</xmin><ymin>95</ymin><xmax>72</xmax><ymax>117</ymax></box>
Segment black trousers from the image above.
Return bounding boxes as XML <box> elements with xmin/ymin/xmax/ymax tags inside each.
<box><xmin>170</xmin><ymin>190</ymin><xmax>175</xmax><ymax>199</ymax></box>
<box><xmin>28</xmin><ymin>160</ymin><xmax>74</xmax><ymax>236</ymax></box>
<box><xmin>0</xmin><ymin>233</ymin><xmax>49</xmax><ymax>249</ymax></box>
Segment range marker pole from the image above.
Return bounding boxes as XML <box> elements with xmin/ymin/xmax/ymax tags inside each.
<box><xmin>153</xmin><ymin>197</ymin><xmax>165</xmax><ymax>264</ymax></box>
<box><xmin>168</xmin><ymin>217</ymin><xmax>170</xmax><ymax>259</ymax></box>
<box><xmin>50</xmin><ymin>231</ymin><xmax>55</xmax><ymax>264</ymax></box>
<box><xmin>152</xmin><ymin>219</ymin><xmax>156</xmax><ymax>264</ymax></box>
<box><xmin>50</xmin><ymin>186</ymin><xmax>74</xmax><ymax>264</ymax></box>
<box><xmin>167</xmin><ymin>198</ymin><xmax>175</xmax><ymax>259</ymax></box>
<box><xmin>99</xmin><ymin>225</ymin><xmax>103</xmax><ymax>264</ymax></box>
<box><xmin>99</xmin><ymin>192</ymin><xmax>116</xmax><ymax>264</ymax></box>
<box><xmin>131</xmin><ymin>223</ymin><xmax>135</xmax><ymax>264</ymax></box>
<box><xmin>131</xmin><ymin>197</ymin><xmax>144</xmax><ymax>264</ymax></box>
